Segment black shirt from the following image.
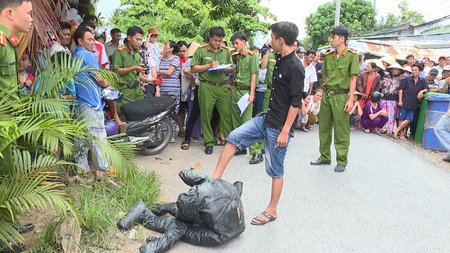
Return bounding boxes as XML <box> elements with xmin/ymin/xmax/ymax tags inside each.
<box><xmin>264</xmin><ymin>51</ymin><xmax>304</xmax><ymax>129</ymax></box>
<box><xmin>400</xmin><ymin>76</ymin><xmax>429</xmax><ymax>110</ymax></box>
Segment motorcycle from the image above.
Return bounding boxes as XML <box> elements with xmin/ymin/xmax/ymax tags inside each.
<box><xmin>103</xmin><ymin>81</ymin><xmax>177</xmax><ymax>156</ymax></box>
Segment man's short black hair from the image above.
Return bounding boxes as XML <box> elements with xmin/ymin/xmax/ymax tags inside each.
<box><xmin>412</xmin><ymin>62</ymin><xmax>423</xmax><ymax>71</ymax></box>
<box><xmin>177</xmin><ymin>40</ymin><xmax>188</xmax><ymax>48</ymax></box>
<box><xmin>331</xmin><ymin>26</ymin><xmax>350</xmax><ymax>42</ymax></box>
<box><xmin>73</xmin><ymin>27</ymin><xmax>92</xmax><ymax>46</ymax></box>
<box><xmin>305</xmin><ymin>49</ymin><xmax>316</xmax><ymax>57</ymax></box>
<box><xmin>110</xmin><ymin>28</ymin><xmax>121</xmax><ymax>35</ymax></box>
<box><xmin>231</xmin><ymin>32</ymin><xmax>247</xmax><ymax>42</ymax></box>
<box><xmin>269</xmin><ymin>21</ymin><xmax>299</xmax><ymax>46</ymax></box>
<box><xmin>59</xmin><ymin>22</ymin><xmax>72</xmax><ymax>31</ymax></box>
<box><xmin>209</xmin><ymin>27</ymin><xmax>226</xmax><ymax>38</ymax></box>
<box><xmin>0</xmin><ymin>0</ymin><xmax>31</xmax><ymax>12</ymax></box>
<box><xmin>127</xmin><ymin>26</ymin><xmax>144</xmax><ymax>37</ymax></box>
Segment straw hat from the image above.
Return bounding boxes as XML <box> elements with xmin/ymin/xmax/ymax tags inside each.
<box><xmin>147</xmin><ymin>27</ymin><xmax>158</xmax><ymax>35</ymax></box>
<box><xmin>380</xmin><ymin>55</ymin><xmax>397</xmax><ymax>66</ymax></box>
<box><xmin>402</xmin><ymin>65</ymin><xmax>412</xmax><ymax>73</ymax></box>
<box><xmin>386</xmin><ymin>63</ymin><xmax>404</xmax><ymax>71</ymax></box>
<box><xmin>185</xmin><ymin>42</ymin><xmax>200</xmax><ymax>58</ymax></box>
<box><xmin>366</xmin><ymin>59</ymin><xmax>385</xmax><ymax>71</ymax></box>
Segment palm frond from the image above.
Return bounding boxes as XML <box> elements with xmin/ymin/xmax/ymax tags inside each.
<box><xmin>0</xmin><ymin>220</ymin><xmax>24</xmax><ymax>249</ymax></box>
<box><xmin>97</xmin><ymin>137</ymin><xmax>139</xmax><ymax>182</ymax></box>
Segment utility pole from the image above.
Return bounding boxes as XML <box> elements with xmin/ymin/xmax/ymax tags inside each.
<box><xmin>335</xmin><ymin>0</ymin><xmax>341</xmax><ymax>27</ymax></box>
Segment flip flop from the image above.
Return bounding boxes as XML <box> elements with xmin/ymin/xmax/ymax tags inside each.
<box><xmin>180</xmin><ymin>141</ymin><xmax>190</xmax><ymax>150</ymax></box>
<box><xmin>251</xmin><ymin>211</ymin><xmax>277</xmax><ymax>226</ymax></box>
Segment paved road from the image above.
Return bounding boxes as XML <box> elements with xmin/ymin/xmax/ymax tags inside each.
<box><xmin>134</xmin><ymin>129</ymin><xmax>450</xmax><ymax>253</ymax></box>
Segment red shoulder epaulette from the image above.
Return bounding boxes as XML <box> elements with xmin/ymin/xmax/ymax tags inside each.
<box><xmin>117</xmin><ymin>45</ymin><xmax>127</xmax><ymax>51</ymax></box>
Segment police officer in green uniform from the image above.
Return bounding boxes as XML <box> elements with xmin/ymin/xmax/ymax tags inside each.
<box><xmin>0</xmin><ymin>0</ymin><xmax>33</xmax><ymax>174</ymax></box>
<box><xmin>191</xmin><ymin>27</ymin><xmax>234</xmax><ymax>155</ymax></box>
<box><xmin>230</xmin><ymin>32</ymin><xmax>261</xmax><ymax>163</ymax></box>
<box><xmin>310</xmin><ymin>26</ymin><xmax>359</xmax><ymax>173</ymax></box>
<box><xmin>0</xmin><ymin>0</ymin><xmax>33</xmax><ymax>99</ymax></box>
<box><xmin>112</xmin><ymin>26</ymin><xmax>146</xmax><ymax>109</ymax></box>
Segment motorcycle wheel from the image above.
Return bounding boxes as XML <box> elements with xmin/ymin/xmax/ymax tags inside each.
<box><xmin>140</xmin><ymin>117</ymin><xmax>173</xmax><ymax>156</ymax></box>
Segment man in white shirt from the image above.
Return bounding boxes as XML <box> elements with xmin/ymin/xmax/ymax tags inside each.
<box><xmin>302</xmin><ymin>49</ymin><xmax>318</xmax><ymax>94</ymax></box>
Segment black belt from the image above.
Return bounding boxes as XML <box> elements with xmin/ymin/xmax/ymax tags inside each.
<box><xmin>202</xmin><ymin>80</ymin><xmax>226</xmax><ymax>86</ymax></box>
<box><xmin>324</xmin><ymin>88</ymin><xmax>349</xmax><ymax>96</ymax></box>
<box><xmin>234</xmin><ymin>84</ymin><xmax>250</xmax><ymax>90</ymax></box>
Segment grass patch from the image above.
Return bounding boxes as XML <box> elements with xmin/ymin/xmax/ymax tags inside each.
<box><xmin>70</xmin><ymin>171</ymin><xmax>161</xmax><ymax>250</ymax></box>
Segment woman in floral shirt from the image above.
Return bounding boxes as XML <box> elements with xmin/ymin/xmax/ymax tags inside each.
<box><xmin>379</xmin><ymin>63</ymin><xmax>404</xmax><ymax>134</ymax></box>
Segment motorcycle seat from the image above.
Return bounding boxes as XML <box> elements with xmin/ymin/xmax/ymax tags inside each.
<box><xmin>121</xmin><ymin>96</ymin><xmax>176</xmax><ymax>122</ymax></box>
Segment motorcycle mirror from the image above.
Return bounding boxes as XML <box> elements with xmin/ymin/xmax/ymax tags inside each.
<box><xmin>127</xmin><ymin>80</ymin><xmax>140</xmax><ymax>89</ymax></box>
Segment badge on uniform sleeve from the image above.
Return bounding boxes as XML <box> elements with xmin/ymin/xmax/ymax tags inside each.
<box><xmin>0</xmin><ymin>32</ymin><xmax>6</xmax><ymax>47</ymax></box>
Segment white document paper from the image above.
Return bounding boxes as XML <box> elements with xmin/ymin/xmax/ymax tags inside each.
<box><xmin>207</xmin><ymin>64</ymin><xmax>233</xmax><ymax>72</ymax></box>
<box><xmin>237</xmin><ymin>93</ymin><xmax>250</xmax><ymax>116</ymax></box>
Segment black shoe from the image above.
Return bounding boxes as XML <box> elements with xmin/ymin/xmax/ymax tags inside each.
<box><xmin>117</xmin><ymin>201</ymin><xmax>148</xmax><ymax>230</ymax></box>
<box><xmin>0</xmin><ymin>241</ymin><xmax>26</xmax><ymax>253</ymax></box>
<box><xmin>16</xmin><ymin>223</ymin><xmax>34</xmax><ymax>234</ymax></box>
<box><xmin>310</xmin><ymin>159</ymin><xmax>331</xmax><ymax>165</ymax></box>
<box><xmin>443</xmin><ymin>154</ymin><xmax>450</xmax><ymax>163</ymax></box>
<box><xmin>205</xmin><ymin>146</ymin><xmax>213</xmax><ymax>155</ymax></box>
<box><xmin>334</xmin><ymin>164</ymin><xmax>346</xmax><ymax>172</ymax></box>
<box><xmin>235</xmin><ymin>149</ymin><xmax>247</xmax><ymax>156</ymax></box>
<box><xmin>249</xmin><ymin>154</ymin><xmax>263</xmax><ymax>165</ymax></box>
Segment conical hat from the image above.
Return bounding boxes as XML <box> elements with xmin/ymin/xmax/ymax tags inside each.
<box><xmin>386</xmin><ymin>63</ymin><xmax>404</xmax><ymax>71</ymax></box>
<box><xmin>185</xmin><ymin>42</ymin><xmax>200</xmax><ymax>58</ymax></box>
<box><xmin>402</xmin><ymin>65</ymin><xmax>412</xmax><ymax>73</ymax></box>
<box><xmin>380</xmin><ymin>55</ymin><xmax>397</xmax><ymax>66</ymax></box>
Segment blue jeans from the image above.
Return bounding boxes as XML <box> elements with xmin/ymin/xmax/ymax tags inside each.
<box><xmin>254</xmin><ymin>90</ymin><xmax>265</xmax><ymax>115</ymax></box>
<box><xmin>226</xmin><ymin>113</ymin><xmax>293</xmax><ymax>178</ymax></box>
<box><xmin>74</xmin><ymin>104</ymin><xmax>108</xmax><ymax>172</ymax></box>
<box><xmin>434</xmin><ymin>114</ymin><xmax>450</xmax><ymax>151</ymax></box>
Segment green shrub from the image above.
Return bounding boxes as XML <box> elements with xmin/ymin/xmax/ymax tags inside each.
<box><xmin>75</xmin><ymin>171</ymin><xmax>160</xmax><ymax>248</ymax></box>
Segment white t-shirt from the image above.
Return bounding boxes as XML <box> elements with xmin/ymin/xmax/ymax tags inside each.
<box><xmin>303</xmin><ymin>63</ymin><xmax>318</xmax><ymax>93</ymax></box>
<box><xmin>181</xmin><ymin>58</ymin><xmax>199</xmax><ymax>101</ymax></box>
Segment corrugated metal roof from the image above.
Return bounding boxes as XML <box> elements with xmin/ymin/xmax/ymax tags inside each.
<box><xmin>348</xmin><ymin>39</ymin><xmax>450</xmax><ymax>60</ymax></box>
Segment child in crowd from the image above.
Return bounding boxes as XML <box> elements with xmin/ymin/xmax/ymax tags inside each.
<box><xmin>349</xmin><ymin>91</ymin><xmax>364</xmax><ymax>130</ymax></box>
<box><xmin>18</xmin><ymin>53</ymin><xmax>35</xmax><ymax>95</ymax></box>
<box><xmin>361</xmin><ymin>91</ymin><xmax>388</xmax><ymax>134</ymax></box>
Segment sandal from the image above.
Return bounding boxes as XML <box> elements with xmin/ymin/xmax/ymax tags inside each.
<box><xmin>250</xmin><ymin>211</ymin><xmax>277</xmax><ymax>226</ymax></box>
<box><xmin>180</xmin><ymin>141</ymin><xmax>190</xmax><ymax>150</ymax></box>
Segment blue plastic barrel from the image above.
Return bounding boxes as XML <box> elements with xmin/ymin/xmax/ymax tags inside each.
<box><xmin>422</xmin><ymin>93</ymin><xmax>450</xmax><ymax>151</ymax></box>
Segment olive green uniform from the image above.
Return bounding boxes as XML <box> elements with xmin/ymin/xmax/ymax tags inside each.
<box><xmin>318</xmin><ymin>48</ymin><xmax>359</xmax><ymax>165</ymax></box>
<box><xmin>111</xmin><ymin>45</ymin><xmax>145</xmax><ymax>109</ymax></box>
<box><xmin>0</xmin><ymin>24</ymin><xmax>20</xmax><ymax>99</ymax></box>
<box><xmin>0</xmin><ymin>24</ymin><xmax>20</xmax><ymax>173</ymax></box>
<box><xmin>191</xmin><ymin>45</ymin><xmax>233</xmax><ymax>148</ymax></box>
<box><xmin>230</xmin><ymin>49</ymin><xmax>259</xmax><ymax>154</ymax></box>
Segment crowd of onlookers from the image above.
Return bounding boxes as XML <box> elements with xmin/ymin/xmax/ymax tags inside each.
<box><xmin>20</xmin><ymin>14</ymin><xmax>450</xmax><ymax>171</ymax></box>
